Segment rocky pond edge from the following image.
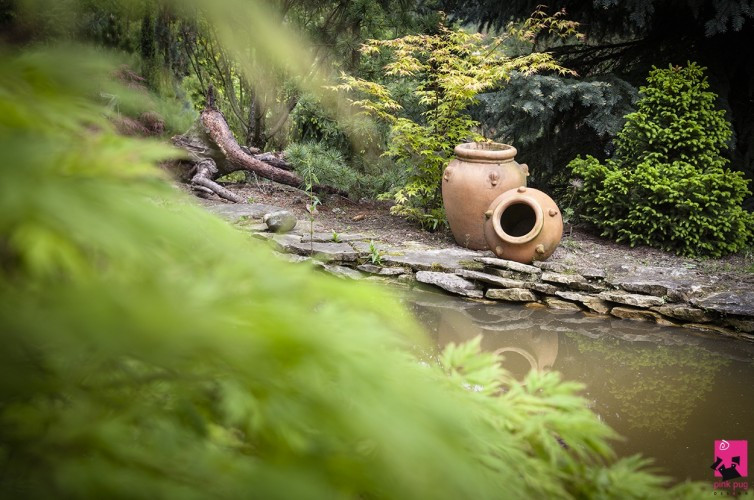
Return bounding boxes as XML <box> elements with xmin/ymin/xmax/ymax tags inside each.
<box><xmin>206</xmin><ymin>202</ymin><xmax>754</xmax><ymax>343</ymax></box>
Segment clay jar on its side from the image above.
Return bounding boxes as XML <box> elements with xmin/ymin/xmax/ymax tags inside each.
<box><xmin>442</xmin><ymin>142</ymin><xmax>528</xmax><ymax>250</ymax></box>
<box><xmin>483</xmin><ymin>186</ymin><xmax>563</xmax><ymax>264</ymax></box>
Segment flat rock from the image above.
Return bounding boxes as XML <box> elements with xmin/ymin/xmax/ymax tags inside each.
<box><xmin>350</xmin><ymin>240</ymin><xmax>404</xmax><ymax>256</ymax></box>
<box><xmin>533</xmin><ymin>261</ymin><xmax>568</xmax><ymax>273</ymax></box>
<box><xmin>608</xmin><ymin>266</ymin><xmax>704</xmax><ymax>302</ymax></box>
<box><xmin>456</xmin><ymin>269</ymin><xmax>528</xmax><ymax>289</ymax></box>
<box><xmin>240</xmin><ymin>222</ymin><xmax>269</xmax><ymax>233</ymax></box>
<box><xmin>356</xmin><ymin>264</ymin><xmax>407</xmax><ymax>276</ymax></box>
<box><xmin>285</xmin><ymin>241</ymin><xmax>359</xmax><ymax>262</ymax></box>
<box><xmin>203</xmin><ymin>202</ymin><xmax>282</xmax><ymax>221</ymax></box>
<box><xmin>555</xmin><ymin>291</ymin><xmax>611</xmax><ymax>314</ymax></box>
<box><xmin>652</xmin><ymin>304</ymin><xmax>712</xmax><ymax>323</ymax></box>
<box><xmin>474</xmin><ymin>257</ymin><xmax>542</xmax><ymax>275</ymax></box>
<box><xmin>301</xmin><ymin>232</ymin><xmax>368</xmax><ymax>243</ymax></box>
<box><xmin>611</xmin><ymin>306</ymin><xmax>674</xmax><ymax>325</ymax></box>
<box><xmin>692</xmin><ymin>291</ymin><xmax>754</xmax><ymax>318</ymax></box>
<box><xmin>529</xmin><ymin>282</ymin><xmax>561</xmax><ymax>295</ymax></box>
<box><xmin>322</xmin><ymin>264</ymin><xmax>363</xmax><ymax>280</ymax></box>
<box><xmin>254</xmin><ymin>232</ymin><xmax>302</xmax><ymax>252</ymax></box>
<box><xmin>385</xmin><ymin>248</ymin><xmax>486</xmax><ymax>273</ymax></box>
<box><xmin>577</xmin><ymin>267</ymin><xmax>607</xmax><ymax>280</ymax></box>
<box><xmin>485</xmin><ymin>288</ymin><xmax>538</xmax><ymax>302</ymax></box>
<box><xmin>541</xmin><ymin>272</ymin><xmax>592</xmax><ymax>290</ymax></box>
<box><xmin>542</xmin><ymin>297</ymin><xmax>584</xmax><ymax>312</ymax></box>
<box><xmin>598</xmin><ymin>290</ymin><xmax>664</xmax><ymax>308</ymax></box>
<box><xmin>541</xmin><ymin>271</ymin><xmax>586</xmax><ymax>285</ymax></box>
<box><xmin>415</xmin><ymin>271</ymin><xmax>483</xmax><ymax>298</ymax></box>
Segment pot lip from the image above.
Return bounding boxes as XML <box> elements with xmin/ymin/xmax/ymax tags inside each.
<box><xmin>454</xmin><ymin>142</ymin><xmax>517</xmax><ymax>162</ymax></box>
<box><xmin>491</xmin><ymin>192</ymin><xmax>543</xmax><ymax>245</ymax></box>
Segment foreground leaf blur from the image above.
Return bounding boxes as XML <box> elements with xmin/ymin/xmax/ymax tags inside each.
<box><xmin>0</xmin><ymin>3</ymin><xmax>707</xmax><ymax>498</ymax></box>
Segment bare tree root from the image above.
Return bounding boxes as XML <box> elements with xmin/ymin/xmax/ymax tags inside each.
<box><xmin>190</xmin><ymin>159</ymin><xmax>244</xmax><ymax>203</ymax></box>
<box><xmin>171</xmin><ymin>108</ymin><xmax>348</xmax><ymax>202</ymax></box>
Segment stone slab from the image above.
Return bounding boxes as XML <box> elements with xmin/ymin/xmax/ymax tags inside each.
<box><xmin>541</xmin><ymin>271</ymin><xmax>587</xmax><ymax>286</ymax></box>
<box><xmin>555</xmin><ymin>291</ymin><xmax>611</xmax><ymax>314</ymax></box>
<box><xmin>692</xmin><ymin>291</ymin><xmax>754</xmax><ymax>318</ymax></box>
<box><xmin>598</xmin><ymin>290</ymin><xmax>664</xmax><ymax>308</ymax></box>
<box><xmin>455</xmin><ymin>269</ymin><xmax>528</xmax><ymax>289</ymax></box>
<box><xmin>577</xmin><ymin>267</ymin><xmax>607</xmax><ymax>280</ymax></box>
<box><xmin>415</xmin><ymin>271</ymin><xmax>483</xmax><ymax>298</ymax></box>
<box><xmin>204</xmin><ymin>202</ymin><xmax>283</xmax><ymax>221</ymax></box>
<box><xmin>302</xmin><ymin>232</ymin><xmax>368</xmax><ymax>243</ymax></box>
<box><xmin>533</xmin><ymin>261</ymin><xmax>568</xmax><ymax>273</ymax></box>
<box><xmin>473</xmin><ymin>257</ymin><xmax>542</xmax><ymax>275</ymax></box>
<box><xmin>652</xmin><ymin>304</ymin><xmax>713</xmax><ymax>323</ymax></box>
<box><xmin>542</xmin><ymin>297</ymin><xmax>583</xmax><ymax>312</ymax></box>
<box><xmin>607</xmin><ymin>266</ymin><xmax>706</xmax><ymax>302</ymax></box>
<box><xmin>529</xmin><ymin>282</ymin><xmax>561</xmax><ymax>295</ymax></box>
<box><xmin>285</xmin><ymin>241</ymin><xmax>359</xmax><ymax>262</ymax></box>
<box><xmin>385</xmin><ymin>248</ymin><xmax>486</xmax><ymax>273</ymax></box>
<box><xmin>357</xmin><ymin>264</ymin><xmax>406</xmax><ymax>275</ymax></box>
<box><xmin>322</xmin><ymin>264</ymin><xmax>363</xmax><ymax>280</ymax></box>
<box><xmin>610</xmin><ymin>306</ymin><xmax>674</xmax><ymax>325</ymax></box>
<box><xmin>485</xmin><ymin>288</ymin><xmax>538</xmax><ymax>302</ymax></box>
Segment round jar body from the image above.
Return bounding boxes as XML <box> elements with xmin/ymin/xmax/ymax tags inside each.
<box><xmin>483</xmin><ymin>187</ymin><xmax>563</xmax><ymax>264</ymax></box>
<box><xmin>442</xmin><ymin>142</ymin><xmax>528</xmax><ymax>250</ymax></box>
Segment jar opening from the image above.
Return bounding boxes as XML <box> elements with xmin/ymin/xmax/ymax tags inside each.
<box><xmin>500</xmin><ymin>202</ymin><xmax>537</xmax><ymax>237</ymax></box>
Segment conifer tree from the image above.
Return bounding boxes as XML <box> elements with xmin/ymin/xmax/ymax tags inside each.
<box><xmin>570</xmin><ymin>63</ymin><xmax>753</xmax><ymax>257</ymax></box>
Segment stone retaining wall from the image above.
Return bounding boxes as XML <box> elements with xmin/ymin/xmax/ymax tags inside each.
<box><xmin>209</xmin><ymin>203</ymin><xmax>754</xmax><ymax>342</ymax></box>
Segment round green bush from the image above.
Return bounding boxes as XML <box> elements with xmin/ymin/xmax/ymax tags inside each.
<box><xmin>569</xmin><ymin>63</ymin><xmax>753</xmax><ymax>257</ymax></box>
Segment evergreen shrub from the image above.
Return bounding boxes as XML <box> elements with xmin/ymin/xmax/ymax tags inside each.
<box><xmin>569</xmin><ymin>63</ymin><xmax>753</xmax><ymax>257</ymax></box>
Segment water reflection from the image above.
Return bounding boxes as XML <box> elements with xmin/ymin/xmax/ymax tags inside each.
<box><xmin>434</xmin><ymin>305</ymin><xmax>558</xmax><ymax>378</ymax></box>
<box><xmin>404</xmin><ymin>288</ymin><xmax>754</xmax><ymax>482</ymax></box>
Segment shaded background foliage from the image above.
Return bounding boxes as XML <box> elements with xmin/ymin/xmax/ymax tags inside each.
<box><xmin>444</xmin><ymin>0</ymin><xmax>754</xmax><ymax>207</ymax></box>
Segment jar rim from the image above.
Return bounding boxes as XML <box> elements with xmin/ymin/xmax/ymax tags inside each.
<box><xmin>491</xmin><ymin>192</ymin><xmax>543</xmax><ymax>245</ymax></box>
<box><xmin>454</xmin><ymin>142</ymin><xmax>517</xmax><ymax>162</ymax></box>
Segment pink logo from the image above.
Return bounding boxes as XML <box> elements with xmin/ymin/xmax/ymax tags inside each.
<box><xmin>711</xmin><ymin>440</ymin><xmax>748</xmax><ymax>479</ymax></box>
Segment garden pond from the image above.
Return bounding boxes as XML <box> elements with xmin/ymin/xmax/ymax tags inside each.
<box><xmin>403</xmin><ymin>288</ymin><xmax>754</xmax><ymax>483</ymax></box>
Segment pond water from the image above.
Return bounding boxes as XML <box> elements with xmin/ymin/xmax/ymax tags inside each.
<box><xmin>403</xmin><ymin>288</ymin><xmax>754</xmax><ymax>484</ymax></box>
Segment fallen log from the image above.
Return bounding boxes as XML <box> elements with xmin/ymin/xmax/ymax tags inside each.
<box><xmin>171</xmin><ymin>108</ymin><xmax>347</xmax><ymax>202</ymax></box>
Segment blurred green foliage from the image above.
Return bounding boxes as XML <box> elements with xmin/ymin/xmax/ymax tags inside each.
<box><xmin>569</xmin><ymin>63</ymin><xmax>754</xmax><ymax>257</ymax></box>
<box><xmin>0</xmin><ymin>40</ymin><xmax>707</xmax><ymax>498</ymax></box>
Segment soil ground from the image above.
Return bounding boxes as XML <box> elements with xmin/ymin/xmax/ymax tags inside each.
<box><xmin>202</xmin><ymin>179</ymin><xmax>754</xmax><ymax>285</ymax></box>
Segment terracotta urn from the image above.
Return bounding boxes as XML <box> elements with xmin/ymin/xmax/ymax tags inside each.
<box><xmin>442</xmin><ymin>142</ymin><xmax>528</xmax><ymax>250</ymax></box>
<box><xmin>483</xmin><ymin>186</ymin><xmax>563</xmax><ymax>264</ymax></box>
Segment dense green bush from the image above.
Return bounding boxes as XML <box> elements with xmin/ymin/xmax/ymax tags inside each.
<box><xmin>0</xmin><ymin>46</ymin><xmax>707</xmax><ymax>499</ymax></box>
<box><xmin>569</xmin><ymin>63</ymin><xmax>754</xmax><ymax>257</ymax></box>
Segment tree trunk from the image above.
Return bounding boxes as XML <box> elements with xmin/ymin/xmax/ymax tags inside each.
<box><xmin>171</xmin><ymin>108</ymin><xmax>347</xmax><ymax>202</ymax></box>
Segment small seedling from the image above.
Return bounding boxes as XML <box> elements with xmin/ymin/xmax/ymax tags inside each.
<box><xmin>368</xmin><ymin>240</ymin><xmax>383</xmax><ymax>265</ymax></box>
<box><xmin>331</xmin><ymin>231</ymin><xmax>342</xmax><ymax>243</ymax></box>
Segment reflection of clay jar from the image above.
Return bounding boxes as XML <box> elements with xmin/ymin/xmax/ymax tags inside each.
<box><xmin>434</xmin><ymin>306</ymin><xmax>559</xmax><ymax>379</ymax></box>
<box><xmin>442</xmin><ymin>142</ymin><xmax>528</xmax><ymax>250</ymax></box>
<box><xmin>483</xmin><ymin>187</ymin><xmax>563</xmax><ymax>264</ymax></box>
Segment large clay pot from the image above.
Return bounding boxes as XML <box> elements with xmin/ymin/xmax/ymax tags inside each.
<box><xmin>483</xmin><ymin>186</ymin><xmax>563</xmax><ymax>264</ymax></box>
<box><xmin>442</xmin><ymin>142</ymin><xmax>528</xmax><ymax>250</ymax></box>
